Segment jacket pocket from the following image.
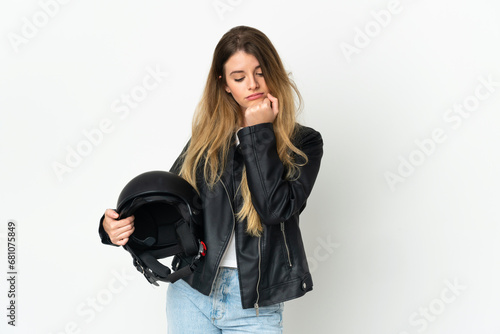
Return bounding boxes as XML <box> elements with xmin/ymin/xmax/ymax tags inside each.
<box><xmin>280</xmin><ymin>222</ymin><xmax>293</xmax><ymax>268</ymax></box>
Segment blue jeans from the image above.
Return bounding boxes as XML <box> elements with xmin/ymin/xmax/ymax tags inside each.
<box><xmin>166</xmin><ymin>267</ymin><xmax>284</xmax><ymax>333</ymax></box>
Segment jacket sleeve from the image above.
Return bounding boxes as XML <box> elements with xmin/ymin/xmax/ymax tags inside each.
<box><xmin>237</xmin><ymin>122</ymin><xmax>323</xmax><ymax>225</ymax></box>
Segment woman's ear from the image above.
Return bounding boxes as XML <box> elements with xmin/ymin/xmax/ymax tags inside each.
<box><xmin>219</xmin><ymin>75</ymin><xmax>231</xmax><ymax>93</ymax></box>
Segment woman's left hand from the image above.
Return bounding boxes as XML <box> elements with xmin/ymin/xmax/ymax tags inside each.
<box><xmin>242</xmin><ymin>93</ymin><xmax>279</xmax><ymax>127</ymax></box>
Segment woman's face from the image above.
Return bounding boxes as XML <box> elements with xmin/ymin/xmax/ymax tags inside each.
<box><xmin>224</xmin><ymin>51</ymin><xmax>270</xmax><ymax>112</ymax></box>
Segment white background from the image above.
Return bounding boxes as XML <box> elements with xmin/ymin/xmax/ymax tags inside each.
<box><xmin>1</xmin><ymin>0</ymin><xmax>500</xmax><ymax>333</ymax></box>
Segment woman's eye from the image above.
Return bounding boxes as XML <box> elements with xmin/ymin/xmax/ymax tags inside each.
<box><xmin>256</xmin><ymin>73</ymin><xmax>264</xmax><ymax>77</ymax></box>
<box><xmin>235</xmin><ymin>77</ymin><xmax>244</xmax><ymax>82</ymax></box>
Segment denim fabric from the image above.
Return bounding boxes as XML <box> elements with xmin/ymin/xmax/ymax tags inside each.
<box><xmin>166</xmin><ymin>267</ymin><xmax>283</xmax><ymax>333</ymax></box>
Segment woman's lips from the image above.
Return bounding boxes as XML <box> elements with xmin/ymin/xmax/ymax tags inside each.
<box><xmin>246</xmin><ymin>93</ymin><xmax>264</xmax><ymax>101</ymax></box>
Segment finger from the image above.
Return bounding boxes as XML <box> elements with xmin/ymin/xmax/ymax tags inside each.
<box><xmin>113</xmin><ymin>237</ymin><xmax>129</xmax><ymax>246</ymax></box>
<box><xmin>267</xmin><ymin>93</ymin><xmax>279</xmax><ymax>116</ymax></box>
<box><xmin>123</xmin><ymin>215</ymin><xmax>135</xmax><ymax>224</ymax></box>
<box><xmin>113</xmin><ymin>221</ymin><xmax>134</xmax><ymax>236</ymax></box>
<box><xmin>261</xmin><ymin>98</ymin><xmax>270</xmax><ymax>110</ymax></box>
<box><xmin>116</xmin><ymin>225</ymin><xmax>135</xmax><ymax>240</ymax></box>
<box><xmin>267</xmin><ymin>93</ymin><xmax>277</xmax><ymax>101</ymax></box>
<box><xmin>109</xmin><ymin>215</ymin><xmax>135</xmax><ymax>230</ymax></box>
<box><xmin>105</xmin><ymin>208</ymin><xmax>119</xmax><ymax>219</ymax></box>
<box><xmin>111</xmin><ymin>226</ymin><xmax>135</xmax><ymax>245</ymax></box>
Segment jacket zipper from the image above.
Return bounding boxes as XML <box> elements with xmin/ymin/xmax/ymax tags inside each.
<box><xmin>209</xmin><ymin>266</ymin><xmax>221</xmax><ymax>297</ymax></box>
<box><xmin>209</xmin><ymin>180</ymin><xmax>236</xmax><ymax>297</ymax></box>
<box><xmin>280</xmin><ymin>222</ymin><xmax>293</xmax><ymax>267</ymax></box>
<box><xmin>220</xmin><ymin>179</ymin><xmax>261</xmax><ymax>316</ymax></box>
<box><xmin>254</xmin><ymin>235</ymin><xmax>262</xmax><ymax>316</ymax></box>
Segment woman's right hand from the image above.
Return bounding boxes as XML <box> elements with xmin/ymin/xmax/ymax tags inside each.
<box><xmin>103</xmin><ymin>209</ymin><xmax>135</xmax><ymax>246</ymax></box>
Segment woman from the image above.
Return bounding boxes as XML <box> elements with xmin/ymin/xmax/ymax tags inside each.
<box><xmin>99</xmin><ymin>26</ymin><xmax>323</xmax><ymax>333</ymax></box>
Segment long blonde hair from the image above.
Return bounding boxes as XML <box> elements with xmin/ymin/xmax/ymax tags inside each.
<box><xmin>180</xmin><ymin>26</ymin><xmax>307</xmax><ymax>236</ymax></box>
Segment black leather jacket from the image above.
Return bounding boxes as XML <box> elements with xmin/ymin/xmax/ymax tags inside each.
<box><xmin>99</xmin><ymin>122</ymin><xmax>323</xmax><ymax>311</ymax></box>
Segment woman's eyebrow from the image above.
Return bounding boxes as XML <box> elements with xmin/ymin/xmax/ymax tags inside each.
<box><xmin>229</xmin><ymin>66</ymin><xmax>261</xmax><ymax>76</ymax></box>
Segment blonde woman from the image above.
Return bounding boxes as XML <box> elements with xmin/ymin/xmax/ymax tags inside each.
<box><xmin>99</xmin><ymin>26</ymin><xmax>323</xmax><ymax>333</ymax></box>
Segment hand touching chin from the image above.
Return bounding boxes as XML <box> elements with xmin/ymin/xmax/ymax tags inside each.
<box><xmin>242</xmin><ymin>93</ymin><xmax>279</xmax><ymax>127</ymax></box>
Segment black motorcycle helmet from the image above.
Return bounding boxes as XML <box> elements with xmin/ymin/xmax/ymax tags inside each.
<box><xmin>116</xmin><ymin>170</ymin><xmax>205</xmax><ymax>285</ymax></box>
